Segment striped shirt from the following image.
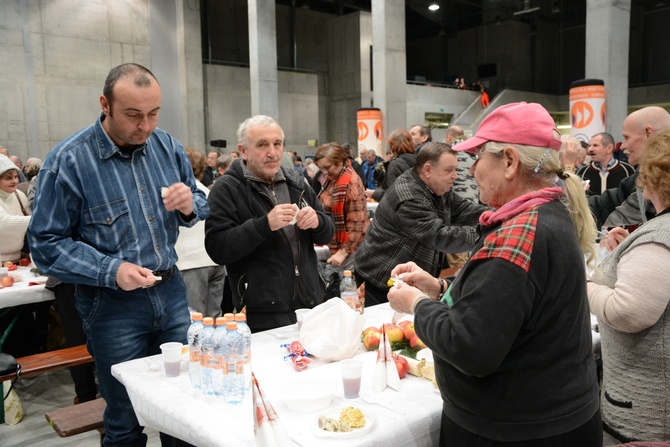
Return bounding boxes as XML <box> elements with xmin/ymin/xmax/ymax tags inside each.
<box><xmin>27</xmin><ymin>115</ymin><xmax>209</xmax><ymax>289</ymax></box>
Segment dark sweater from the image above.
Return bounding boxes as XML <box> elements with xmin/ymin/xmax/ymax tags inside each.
<box><xmin>414</xmin><ymin>201</ymin><xmax>600</xmax><ymax>441</ymax></box>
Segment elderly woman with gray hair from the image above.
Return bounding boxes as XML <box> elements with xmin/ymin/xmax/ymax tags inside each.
<box><xmin>588</xmin><ymin>129</ymin><xmax>670</xmax><ymax>442</ymax></box>
<box><xmin>388</xmin><ymin>102</ymin><xmax>602</xmax><ymax>446</ymax></box>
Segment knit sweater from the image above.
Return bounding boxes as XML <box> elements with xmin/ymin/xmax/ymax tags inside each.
<box><xmin>588</xmin><ymin>212</ymin><xmax>670</xmax><ymax>441</ymax></box>
<box><xmin>0</xmin><ymin>189</ymin><xmax>30</xmax><ymax>262</ymax></box>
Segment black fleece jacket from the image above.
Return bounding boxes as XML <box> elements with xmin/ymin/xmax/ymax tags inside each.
<box><xmin>205</xmin><ymin>160</ymin><xmax>334</xmax><ymax>332</ymax></box>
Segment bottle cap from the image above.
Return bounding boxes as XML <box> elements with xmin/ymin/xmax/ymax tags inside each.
<box><xmin>226</xmin><ymin>321</ymin><xmax>238</xmax><ymax>330</ymax></box>
<box><xmin>234</xmin><ymin>313</ymin><xmax>246</xmax><ymax>322</ymax></box>
<box><xmin>203</xmin><ymin>317</ymin><xmax>214</xmax><ymax>326</ymax></box>
<box><xmin>191</xmin><ymin>312</ymin><xmax>203</xmax><ymax>321</ymax></box>
<box><xmin>224</xmin><ymin>312</ymin><xmax>235</xmax><ymax>321</ymax></box>
<box><xmin>343</xmin><ymin>270</ymin><xmax>352</xmax><ymax>276</ymax></box>
<box><xmin>215</xmin><ymin>317</ymin><xmax>227</xmax><ymax>327</ymax></box>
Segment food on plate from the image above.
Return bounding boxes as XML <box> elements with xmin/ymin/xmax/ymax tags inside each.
<box><xmin>340</xmin><ymin>406</ymin><xmax>366</xmax><ymax>428</ymax></box>
<box><xmin>318</xmin><ymin>406</ymin><xmax>366</xmax><ymax>432</ymax></box>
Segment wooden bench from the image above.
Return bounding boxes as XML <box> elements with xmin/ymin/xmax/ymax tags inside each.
<box><xmin>45</xmin><ymin>397</ymin><xmax>105</xmax><ymax>444</ymax></box>
<box><xmin>0</xmin><ymin>344</ymin><xmax>95</xmax><ymax>425</ymax></box>
<box><xmin>0</xmin><ymin>344</ymin><xmax>94</xmax><ymax>382</ymax></box>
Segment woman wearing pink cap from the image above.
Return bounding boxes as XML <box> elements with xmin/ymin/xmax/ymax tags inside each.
<box><xmin>388</xmin><ymin>102</ymin><xmax>602</xmax><ymax>446</ymax></box>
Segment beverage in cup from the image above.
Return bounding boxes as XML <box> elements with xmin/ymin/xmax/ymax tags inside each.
<box><xmin>341</xmin><ymin>359</ymin><xmax>362</xmax><ymax>399</ymax></box>
<box><xmin>160</xmin><ymin>342</ymin><xmax>183</xmax><ymax>377</ymax></box>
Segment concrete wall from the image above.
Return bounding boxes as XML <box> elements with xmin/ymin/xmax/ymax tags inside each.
<box><xmin>0</xmin><ymin>0</ymin><xmax>202</xmax><ymax>161</ymax></box>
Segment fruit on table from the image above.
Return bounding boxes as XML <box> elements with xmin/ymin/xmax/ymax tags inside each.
<box><xmin>409</xmin><ymin>334</ymin><xmax>427</xmax><ymax>350</ymax></box>
<box><xmin>397</xmin><ymin>320</ymin><xmax>415</xmax><ymax>340</ymax></box>
<box><xmin>393</xmin><ymin>354</ymin><xmax>409</xmax><ymax>379</ymax></box>
<box><xmin>362</xmin><ymin>327</ymin><xmax>382</xmax><ymax>351</ymax></box>
<box><xmin>1</xmin><ymin>275</ymin><xmax>15</xmax><ymax>287</ymax></box>
<box><xmin>381</xmin><ymin>323</ymin><xmax>404</xmax><ymax>344</ymax></box>
<box><xmin>19</xmin><ymin>259</ymin><xmax>30</xmax><ymax>267</ymax></box>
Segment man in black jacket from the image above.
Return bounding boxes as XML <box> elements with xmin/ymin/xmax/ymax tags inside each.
<box><xmin>205</xmin><ymin>115</ymin><xmax>334</xmax><ymax>332</ymax></box>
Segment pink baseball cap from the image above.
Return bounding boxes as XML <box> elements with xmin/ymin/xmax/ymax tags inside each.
<box><xmin>452</xmin><ymin>102</ymin><xmax>562</xmax><ymax>153</ymax></box>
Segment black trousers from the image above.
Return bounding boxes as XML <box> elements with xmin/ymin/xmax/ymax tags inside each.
<box><xmin>439</xmin><ymin>410</ymin><xmax>603</xmax><ymax>447</ymax></box>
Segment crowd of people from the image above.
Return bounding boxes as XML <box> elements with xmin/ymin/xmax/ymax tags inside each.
<box><xmin>2</xmin><ymin>61</ymin><xmax>669</xmax><ymax>446</ymax></box>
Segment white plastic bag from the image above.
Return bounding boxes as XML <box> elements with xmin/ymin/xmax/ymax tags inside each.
<box><xmin>299</xmin><ymin>299</ymin><xmax>365</xmax><ymax>362</ymax></box>
<box><xmin>3</xmin><ymin>381</ymin><xmax>24</xmax><ymax>425</ymax></box>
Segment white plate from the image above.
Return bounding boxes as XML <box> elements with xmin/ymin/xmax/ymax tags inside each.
<box><xmin>312</xmin><ymin>406</ymin><xmax>375</xmax><ymax>438</ymax></box>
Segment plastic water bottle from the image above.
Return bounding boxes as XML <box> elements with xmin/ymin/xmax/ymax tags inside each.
<box><xmin>212</xmin><ymin>317</ymin><xmax>227</xmax><ymax>396</ymax></box>
<box><xmin>234</xmin><ymin>313</ymin><xmax>252</xmax><ymax>391</ymax></box>
<box><xmin>199</xmin><ymin>317</ymin><xmax>216</xmax><ymax>395</ymax></box>
<box><xmin>222</xmin><ymin>321</ymin><xmax>245</xmax><ymax>404</ymax></box>
<box><xmin>340</xmin><ymin>270</ymin><xmax>358</xmax><ymax>312</ymax></box>
<box><xmin>187</xmin><ymin>312</ymin><xmax>204</xmax><ymax>389</ymax></box>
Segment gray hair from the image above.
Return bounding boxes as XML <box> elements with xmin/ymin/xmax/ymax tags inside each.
<box><xmin>236</xmin><ymin>115</ymin><xmax>284</xmax><ymax>147</ymax></box>
<box><xmin>481</xmin><ymin>141</ymin><xmax>597</xmax><ymax>267</ymax></box>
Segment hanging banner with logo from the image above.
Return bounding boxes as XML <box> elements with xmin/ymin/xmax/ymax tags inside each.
<box><xmin>569</xmin><ymin>79</ymin><xmax>606</xmax><ymax>144</ymax></box>
<box><xmin>357</xmin><ymin>108</ymin><xmax>383</xmax><ymax>156</ymax></box>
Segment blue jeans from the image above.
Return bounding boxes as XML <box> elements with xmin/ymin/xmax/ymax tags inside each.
<box><xmin>76</xmin><ymin>272</ymin><xmax>191</xmax><ymax>447</ymax></box>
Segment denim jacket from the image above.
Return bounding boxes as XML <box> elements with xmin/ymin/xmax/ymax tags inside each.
<box><xmin>28</xmin><ymin>116</ymin><xmax>209</xmax><ymax>289</ymax></box>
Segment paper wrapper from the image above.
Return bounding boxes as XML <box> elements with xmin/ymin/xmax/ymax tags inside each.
<box><xmin>252</xmin><ymin>373</ymin><xmax>296</xmax><ymax>446</ymax></box>
<box><xmin>282</xmin><ymin>341</ymin><xmax>311</xmax><ymax>371</ymax></box>
<box><xmin>373</xmin><ymin>325</ymin><xmax>400</xmax><ymax>392</ymax></box>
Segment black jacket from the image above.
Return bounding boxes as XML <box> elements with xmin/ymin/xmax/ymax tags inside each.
<box><xmin>205</xmin><ymin>160</ymin><xmax>334</xmax><ymax>332</ymax></box>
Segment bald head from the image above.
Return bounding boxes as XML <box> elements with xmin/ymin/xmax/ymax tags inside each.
<box><xmin>445</xmin><ymin>126</ymin><xmax>464</xmax><ymax>144</ymax></box>
<box><xmin>621</xmin><ymin>106</ymin><xmax>670</xmax><ymax>165</ymax></box>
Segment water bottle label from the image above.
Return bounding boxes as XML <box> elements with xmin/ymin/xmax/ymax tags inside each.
<box><xmin>200</xmin><ymin>353</ymin><xmax>212</xmax><ymax>367</ymax></box>
<box><xmin>189</xmin><ymin>349</ymin><xmax>200</xmax><ymax>363</ymax></box>
<box><xmin>210</xmin><ymin>356</ymin><xmax>223</xmax><ymax>371</ymax></box>
<box><xmin>236</xmin><ymin>361</ymin><xmax>244</xmax><ymax>375</ymax></box>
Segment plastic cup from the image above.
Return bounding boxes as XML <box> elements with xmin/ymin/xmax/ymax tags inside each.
<box><xmin>341</xmin><ymin>359</ymin><xmax>362</xmax><ymax>399</ymax></box>
<box><xmin>160</xmin><ymin>342</ymin><xmax>183</xmax><ymax>377</ymax></box>
<box><xmin>295</xmin><ymin>308</ymin><xmax>310</xmax><ymax>330</ymax></box>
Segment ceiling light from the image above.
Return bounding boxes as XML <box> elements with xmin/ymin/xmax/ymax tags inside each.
<box><xmin>429</xmin><ymin>3</ymin><xmax>440</xmax><ymax>11</ymax></box>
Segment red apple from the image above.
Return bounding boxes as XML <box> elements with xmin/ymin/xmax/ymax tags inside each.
<box><xmin>6</xmin><ymin>264</ymin><xmax>17</xmax><ymax>271</ymax></box>
<box><xmin>397</xmin><ymin>320</ymin><xmax>415</xmax><ymax>341</ymax></box>
<box><xmin>381</xmin><ymin>323</ymin><xmax>404</xmax><ymax>344</ymax></box>
<box><xmin>393</xmin><ymin>354</ymin><xmax>408</xmax><ymax>379</ymax></box>
<box><xmin>363</xmin><ymin>326</ymin><xmax>381</xmax><ymax>338</ymax></box>
<box><xmin>363</xmin><ymin>332</ymin><xmax>381</xmax><ymax>351</ymax></box>
<box><xmin>409</xmin><ymin>334</ymin><xmax>427</xmax><ymax>350</ymax></box>
<box><xmin>1</xmin><ymin>276</ymin><xmax>15</xmax><ymax>287</ymax></box>
<box><xmin>19</xmin><ymin>259</ymin><xmax>30</xmax><ymax>267</ymax></box>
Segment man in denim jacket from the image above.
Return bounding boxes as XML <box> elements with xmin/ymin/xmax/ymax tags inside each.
<box><xmin>28</xmin><ymin>63</ymin><xmax>208</xmax><ymax>447</ymax></box>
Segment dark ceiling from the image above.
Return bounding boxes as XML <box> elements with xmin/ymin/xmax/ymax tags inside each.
<box><xmin>275</xmin><ymin>0</ymin><xmax>668</xmax><ymax>42</ymax></box>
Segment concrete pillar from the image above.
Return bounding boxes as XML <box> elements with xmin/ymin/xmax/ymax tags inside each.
<box><xmin>585</xmin><ymin>0</ymin><xmax>631</xmax><ymax>142</ymax></box>
<box><xmin>372</xmin><ymin>0</ymin><xmax>406</xmax><ymax>152</ymax></box>
<box><xmin>248</xmin><ymin>0</ymin><xmax>279</xmax><ymax>119</ymax></box>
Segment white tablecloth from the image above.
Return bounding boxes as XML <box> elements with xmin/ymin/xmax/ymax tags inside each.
<box><xmin>0</xmin><ymin>266</ymin><xmax>52</xmax><ymax>310</ymax></box>
<box><xmin>112</xmin><ymin>303</ymin><xmax>442</xmax><ymax>447</ymax></box>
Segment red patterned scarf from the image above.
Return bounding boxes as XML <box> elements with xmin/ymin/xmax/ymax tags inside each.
<box><xmin>330</xmin><ymin>164</ymin><xmax>353</xmax><ymax>244</ymax></box>
<box><xmin>479</xmin><ymin>187</ymin><xmax>563</xmax><ymax>227</ymax></box>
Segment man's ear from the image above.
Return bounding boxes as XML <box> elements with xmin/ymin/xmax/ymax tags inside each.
<box><xmin>100</xmin><ymin>95</ymin><xmax>110</xmax><ymax>116</ymax></box>
<box><xmin>238</xmin><ymin>144</ymin><xmax>247</xmax><ymax>160</ymax></box>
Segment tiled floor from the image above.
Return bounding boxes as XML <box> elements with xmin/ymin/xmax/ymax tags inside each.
<box><xmin>1</xmin><ymin>368</ymin><xmax>622</xmax><ymax>446</ymax></box>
